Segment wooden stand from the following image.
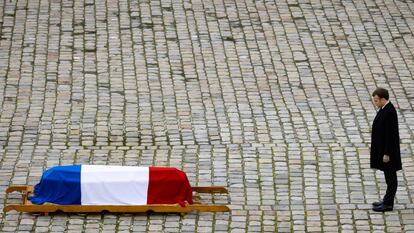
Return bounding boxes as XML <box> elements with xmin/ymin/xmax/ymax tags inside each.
<box><xmin>4</xmin><ymin>186</ymin><xmax>230</xmax><ymax>214</ymax></box>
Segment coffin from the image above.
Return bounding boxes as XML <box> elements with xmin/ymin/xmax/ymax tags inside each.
<box><xmin>28</xmin><ymin>165</ymin><xmax>193</xmax><ymax>207</ymax></box>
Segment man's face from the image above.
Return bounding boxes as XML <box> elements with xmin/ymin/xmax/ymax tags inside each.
<box><xmin>372</xmin><ymin>95</ymin><xmax>386</xmax><ymax>108</ymax></box>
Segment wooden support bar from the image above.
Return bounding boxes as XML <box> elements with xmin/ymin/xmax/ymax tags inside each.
<box><xmin>4</xmin><ymin>204</ymin><xmax>230</xmax><ymax>213</ymax></box>
<box><xmin>190</xmin><ymin>205</ymin><xmax>230</xmax><ymax>212</ymax></box>
<box><xmin>192</xmin><ymin>186</ymin><xmax>228</xmax><ymax>194</ymax></box>
<box><xmin>6</xmin><ymin>186</ymin><xmax>32</xmax><ymax>194</ymax></box>
<box><xmin>192</xmin><ymin>195</ymin><xmax>201</xmax><ymax>200</ymax></box>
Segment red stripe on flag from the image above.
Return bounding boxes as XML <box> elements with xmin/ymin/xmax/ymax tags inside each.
<box><xmin>147</xmin><ymin>167</ymin><xmax>193</xmax><ymax>206</ymax></box>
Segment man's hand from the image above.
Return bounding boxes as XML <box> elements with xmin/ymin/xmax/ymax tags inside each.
<box><xmin>383</xmin><ymin>155</ymin><xmax>390</xmax><ymax>163</ymax></box>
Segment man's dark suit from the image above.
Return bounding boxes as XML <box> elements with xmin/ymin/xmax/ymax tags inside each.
<box><xmin>370</xmin><ymin>101</ymin><xmax>401</xmax><ymax>206</ymax></box>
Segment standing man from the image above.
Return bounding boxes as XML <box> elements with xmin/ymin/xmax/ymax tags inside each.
<box><xmin>370</xmin><ymin>87</ymin><xmax>402</xmax><ymax>212</ymax></box>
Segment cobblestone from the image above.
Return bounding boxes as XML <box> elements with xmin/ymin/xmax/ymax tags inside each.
<box><xmin>0</xmin><ymin>0</ymin><xmax>414</xmax><ymax>232</ymax></box>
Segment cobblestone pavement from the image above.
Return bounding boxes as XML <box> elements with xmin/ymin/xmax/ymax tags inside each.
<box><xmin>0</xmin><ymin>0</ymin><xmax>413</xmax><ymax>232</ymax></box>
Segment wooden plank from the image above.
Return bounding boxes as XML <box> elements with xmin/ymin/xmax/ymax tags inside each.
<box><xmin>189</xmin><ymin>205</ymin><xmax>230</xmax><ymax>212</ymax></box>
<box><xmin>192</xmin><ymin>186</ymin><xmax>228</xmax><ymax>194</ymax></box>
<box><xmin>4</xmin><ymin>204</ymin><xmax>230</xmax><ymax>213</ymax></box>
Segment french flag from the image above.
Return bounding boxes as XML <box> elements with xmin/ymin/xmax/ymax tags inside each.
<box><xmin>29</xmin><ymin>165</ymin><xmax>193</xmax><ymax>206</ymax></box>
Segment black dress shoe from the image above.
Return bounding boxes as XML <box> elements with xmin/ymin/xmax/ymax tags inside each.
<box><xmin>372</xmin><ymin>204</ymin><xmax>393</xmax><ymax>212</ymax></box>
<box><xmin>372</xmin><ymin>201</ymin><xmax>383</xmax><ymax>207</ymax></box>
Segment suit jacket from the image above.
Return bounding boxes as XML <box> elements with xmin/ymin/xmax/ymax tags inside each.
<box><xmin>370</xmin><ymin>102</ymin><xmax>402</xmax><ymax>171</ymax></box>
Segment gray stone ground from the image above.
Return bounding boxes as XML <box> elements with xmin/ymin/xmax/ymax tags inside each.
<box><xmin>0</xmin><ymin>0</ymin><xmax>413</xmax><ymax>232</ymax></box>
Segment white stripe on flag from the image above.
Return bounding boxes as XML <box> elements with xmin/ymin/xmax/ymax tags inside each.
<box><xmin>81</xmin><ymin>165</ymin><xmax>149</xmax><ymax>205</ymax></box>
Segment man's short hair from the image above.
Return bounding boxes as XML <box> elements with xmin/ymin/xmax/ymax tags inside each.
<box><xmin>372</xmin><ymin>87</ymin><xmax>389</xmax><ymax>100</ymax></box>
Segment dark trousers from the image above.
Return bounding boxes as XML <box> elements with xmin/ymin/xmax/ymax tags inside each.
<box><xmin>383</xmin><ymin>170</ymin><xmax>398</xmax><ymax>206</ymax></box>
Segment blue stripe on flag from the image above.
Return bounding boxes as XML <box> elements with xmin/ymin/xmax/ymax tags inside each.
<box><xmin>29</xmin><ymin>165</ymin><xmax>81</xmax><ymax>205</ymax></box>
